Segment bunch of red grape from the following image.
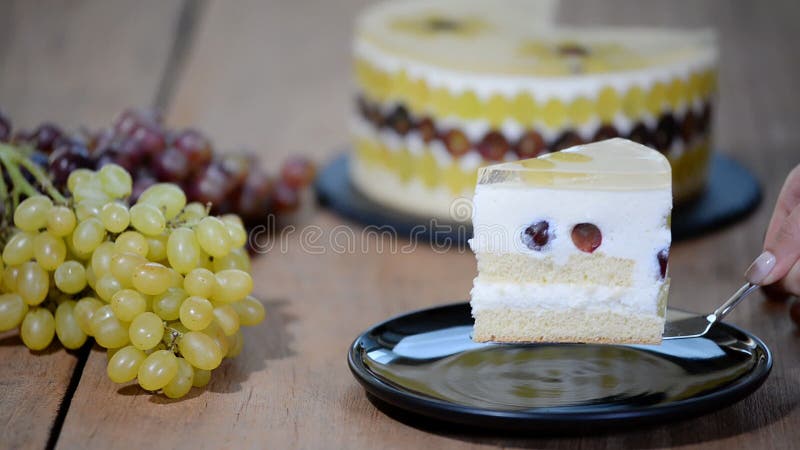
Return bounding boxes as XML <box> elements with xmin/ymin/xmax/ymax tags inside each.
<box><xmin>0</xmin><ymin>108</ymin><xmax>315</xmax><ymax>229</ymax></box>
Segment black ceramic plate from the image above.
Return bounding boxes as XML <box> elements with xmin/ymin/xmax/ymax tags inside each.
<box><xmin>348</xmin><ymin>303</ymin><xmax>772</xmax><ymax>432</ymax></box>
<box><xmin>317</xmin><ymin>152</ymin><xmax>761</xmax><ymax>246</ymax></box>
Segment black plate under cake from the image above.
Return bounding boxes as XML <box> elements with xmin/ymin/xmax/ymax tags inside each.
<box><xmin>348</xmin><ymin>302</ymin><xmax>772</xmax><ymax>432</ymax></box>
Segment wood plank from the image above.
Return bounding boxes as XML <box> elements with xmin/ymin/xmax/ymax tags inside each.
<box><xmin>0</xmin><ymin>1</ymin><xmax>185</xmax><ymax>448</ymax></box>
<box><xmin>59</xmin><ymin>0</ymin><xmax>800</xmax><ymax>449</ymax></box>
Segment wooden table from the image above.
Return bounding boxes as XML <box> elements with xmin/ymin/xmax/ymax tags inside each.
<box><xmin>1</xmin><ymin>1</ymin><xmax>799</xmax><ymax>448</ymax></box>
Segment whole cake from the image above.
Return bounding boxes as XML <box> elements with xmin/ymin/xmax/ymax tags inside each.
<box><xmin>350</xmin><ymin>0</ymin><xmax>716</xmax><ymax>220</ymax></box>
<box><xmin>469</xmin><ymin>138</ymin><xmax>672</xmax><ymax>344</ymax></box>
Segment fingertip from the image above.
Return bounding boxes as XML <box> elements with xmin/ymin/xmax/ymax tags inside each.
<box><xmin>745</xmin><ymin>251</ymin><xmax>776</xmax><ymax>285</ymax></box>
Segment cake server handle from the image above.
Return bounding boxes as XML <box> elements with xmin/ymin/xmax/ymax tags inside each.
<box><xmin>706</xmin><ymin>282</ymin><xmax>759</xmax><ymax>325</ymax></box>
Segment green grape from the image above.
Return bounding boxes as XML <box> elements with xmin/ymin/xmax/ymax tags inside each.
<box><xmin>67</xmin><ymin>169</ymin><xmax>94</xmax><ymax>194</ymax></box>
<box><xmin>166</xmin><ymin>228</ymin><xmax>200</xmax><ymax>274</ymax></box>
<box><xmin>107</xmin><ymin>345</ymin><xmax>146</xmax><ymax>383</ymax></box>
<box><xmin>55</xmin><ymin>301</ymin><xmax>88</xmax><ymax>349</ymax></box>
<box><xmin>110</xmin><ymin>289</ymin><xmax>147</xmax><ymax>322</ymax></box>
<box><xmin>220</xmin><ymin>214</ymin><xmax>243</xmax><ymax>227</ymax></box>
<box><xmin>54</xmin><ymin>260</ymin><xmax>87</xmax><ymax>294</ymax></box>
<box><xmin>33</xmin><ymin>232</ymin><xmax>67</xmax><ymax>271</ymax></box>
<box><xmin>90</xmin><ymin>305</ymin><xmax>130</xmax><ymax>349</ymax></box>
<box><xmin>198</xmin><ymin>249</ymin><xmax>214</xmax><ymax>271</ymax></box>
<box><xmin>212</xmin><ymin>247</ymin><xmax>251</xmax><ymax>272</ymax></box>
<box><xmin>17</xmin><ymin>262</ymin><xmax>49</xmax><ymax>306</ymax></box>
<box><xmin>129</xmin><ymin>203</ymin><xmax>166</xmax><ymax>236</ymax></box>
<box><xmin>138</xmin><ymin>349</ymin><xmax>178</xmax><ymax>391</ymax></box>
<box><xmin>137</xmin><ymin>183</ymin><xmax>186</xmax><ymax>220</ymax></box>
<box><xmin>73</xmin><ymin>297</ymin><xmax>103</xmax><ymax>335</ymax></box>
<box><xmin>178</xmin><ymin>331</ymin><xmax>222</xmax><ymax>370</ymax></box>
<box><xmin>181</xmin><ymin>202</ymin><xmax>208</xmax><ymax>221</ymax></box>
<box><xmin>226</xmin><ymin>330</ymin><xmax>244</xmax><ymax>358</ymax></box>
<box><xmin>106</xmin><ymin>346</ymin><xmax>121</xmax><ymax>362</ymax></box>
<box><xmin>90</xmin><ymin>242</ymin><xmax>116</xmax><ymax>277</ymax></box>
<box><xmin>20</xmin><ymin>308</ymin><xmax>55</xmax><ymax>350</ymax></box>
<box><xmin>195</xmin><ymin>217</ymin><xmax>232</xmax><ymax>258</ymax></box>
<box><xmin>213</xmin><ymin>304</ymin><xmax>240</xmax><ymax>336</ymax></box>
<box><xmin>3</xmin><ymin>231</ymin><xmax>35</xmax><ymax>266</ymax></box>
<box><xmin>152</xmin><ymin>288</ymin><xmax>186</xmax><ymax>321</ymax></box>
<box><xmin>221</xmin><ymin>215</ymin><xmax>248</xmax><ymax>249</ymax></box>
<box><xmin>14</xmin><ymin>195</ymin><xmax>52</xmax><ymax>232</ymax></box>
<box><xmin>203</xmin><ymin>321</ymin><xmax>229</xmax><ymax>356</ymax></box>
<box><xmin>146</xmin><ymin>234</ymin><xmax>168</xmax><ymax>262</ymax></box>
<box><xmin>192</xmin><ymin>368</ymin><xmax>211</xmax><ymax>387</ymax></box>
<box><xmin>130</xmin><ymin>262</ymin><xmax>172</xmax><ymax>296</ymax></box>
<box><xmin>183</xmin><ymin>268</ymin><xmax>217</xmax><ymax>298</ymax></box>
<box><xmin>233</xmin><ymin>296</ymin><xmax>266</xmax><ymax>326</ymax></box>
<box><xmin>3</xmin><ymin>266</ymin><xmax>20</xmax><ymax>293</ymax></box>
<box><xmin>98</xmin><ymin>164</ymin><xmax>132</xmax><ymax>199</ymax></box>
<box><xmin>74</xmin><ymin>200</ymin><xmax>104</xmax><ymax>222</ymax></box>
<box><xmin>129</xmin><ymin>312</ymin><xmax>164</xmax><ymax>350</ymax></box>
<box><xmin>64</xmin><ymin>232</ymin><xmax>92</xmax><ymax>261</ymax></box>
<box><xmin>110</xmin><ymin>252</ymin><xmax>147</xmax><ymax>287</ymax></box>
<box><xmin>162</xmin><ymin>357</ymin><xmax>194</xmax><ymax>399</ymax></box>
<box><xmin>168</xmin><ymin>268</ymin><xmax>183</xmax><ymax>289</ymax></box>
<box><xmin>85</xmin><ymin>262</ymin><xmax>97</xmax><ymax>289</ymax></box>
<box><xmin>0</xmin><ymin>293</ymin><xmax>28</xmax><ymax>331</ymax></box>
<box><xmin>179</xmin><ymin>296</ymin><xmax>213</xmax><ymax>331</ymax></box>
<box><xmin>72</xmin><ymin>176</ymin><xmax>111</xmax><ymax>204</ymax></box>
<box><xmin>72</xmin><ymin>218</ymin><xmax>107</xmax><ymax>254</ymax></box>
<box><xmin>114</xmin><ymin>231</ymin><xmax>149</xmax><ymax>257</ymax></box>
<box><xmin>99</xmin><ymin>202</ymin><xmax>131</xmax><ymax>233</ymax></box>
<box><xmin>212</xmin><ymin>269</ymin><xmax>253</xmax><ymax>304</ymax></box>
<box><xmin>95</xmin><ymin>275</ymin><xmax>123</xmax><ymax>302</ymax></box>
<box><xmin>47</xmin><ymin>206</ymin><xmax>77</xmax><ymax>237</ymax></box>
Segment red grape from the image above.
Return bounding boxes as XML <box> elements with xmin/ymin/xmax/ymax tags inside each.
<box><xmin>114</xmin><ymin>108</ymin><xmax>161</xmax><ymax>136</ymax></box>
<box><xmin>522</xmin><ymin>220</ymin><xmax>551</xmax><ymax>250</ymax></box>
<box><xmin>657</xmin><ymin>249</ymin><xmax>669</xmax><ymax>279</ymax></box>
<box><xmin>280</xmin><ymin>156</ymin><xmax>315</xmax><ymax>188</ymax></box>
<box><xmin>131</xmin><ymin>172</ymin><xmax>157</xmax><ymax>202</ymax></box>
<box><xmin>49</xmin><ymin>140</ymin><xmax>90</xmax><ymax>187</ymax></box>
<box><xmin>187</xmin><ymin>162</ymin><xmax>230</xmax><ymax>206</ymax></box>
<box><xmin>477</xmin><ymin>131</ymin><xmax>509</xmax><ymax>161</ymax></box>
<box><xmin>31</xmin><ymin>123</ymin><xmax>63</xmax><ymax>154</ymax></box>
<box><xmin>273</xmin><ymin>181</ymin><xmax>299</xmax><ymax>213</ymax></box>
<box><xmin>174</xmin><ymin>129</ymin><xmax>212</xmax><ymax>167</ymax></box>
<box><xmin>238</xmin><ymin>170</ymin><xmax>274</xmax><ymax>218</ymax></box>
<box><xmin>571</xmin><ymin>223</ymin><xmax>602</xmax><ymax>253</ymax></box>
<box><xmin>131</xmin><ymin>123</ymin><xmax>166</xmax><ymax>157</ymax></box>
<box><xmin>220</xmin><ymin>153</ymin><xmax>250</xmax><ymax>188</ymax></box>
<box><xmin>152</xmin><ymin>147</ymin><xmax>190</xmax><ymax>182</ymax></box>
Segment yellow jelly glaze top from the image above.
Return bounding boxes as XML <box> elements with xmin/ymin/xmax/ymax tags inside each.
<box><xmin>478</xmin><ymin>138</ymin><xmax>672</xmax><ymax>190</ymax></box>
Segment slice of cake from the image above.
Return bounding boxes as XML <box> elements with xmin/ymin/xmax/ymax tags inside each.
<box><xmin>469</xmin><ymin>138</ymin><xmax>672</xmax><ymax>344</ymax></box>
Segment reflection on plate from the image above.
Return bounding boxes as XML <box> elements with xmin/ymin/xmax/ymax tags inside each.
<box><xmin>349</xmin><ymin>303</ymin><xmax>771</xmax><ymax>432</ymax></box>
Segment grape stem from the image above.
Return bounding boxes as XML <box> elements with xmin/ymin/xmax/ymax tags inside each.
<box><xmin>164</xmin><ymin>325</ymin><xmax>183</xmax><ymax>353</ymax></box>
<box><xmin>0</xmin><ymin>144</ymin><xmax>68</xmax><ymax>215</ymax></box>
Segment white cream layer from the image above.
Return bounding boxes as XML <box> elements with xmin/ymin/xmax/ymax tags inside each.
<box><xmin>469</xmin><ymin>186</ymin><xmax>670</xmax><ymax>283</ymax></box>
<box><xmin>470</xmin><ymin>280</ymin><xmax>663</xmax><ymax>315</ymax></box>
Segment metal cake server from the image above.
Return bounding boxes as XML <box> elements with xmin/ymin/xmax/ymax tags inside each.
<box><xmin>663</xmin><ymin>282</ymin><xmax>759</xmax><ymax>340</ymax></box>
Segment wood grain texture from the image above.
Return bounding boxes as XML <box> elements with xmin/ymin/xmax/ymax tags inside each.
<box><xmin>0</xmin><ymin>0</ymin><xmax>185</xmax><ymax>129</ymax></box>
<box><xmin>4</xmin><ymin>0</ymin><xmax>797</xmax><ymax>449</ymax></box>
<box><xmin>0</xmin><ymin>1</ymin><xmax>184</xmax><ymax>449</ymax></box>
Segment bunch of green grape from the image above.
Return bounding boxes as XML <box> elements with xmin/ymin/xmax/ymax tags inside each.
<box><xmin>0</xmin><ymin>163</ymin><xmax>265</xmax><ymax>398</ymax></box>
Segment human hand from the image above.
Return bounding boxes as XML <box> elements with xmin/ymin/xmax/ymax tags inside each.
<box><xmin>745</xmin><ymin>164</ymin><xmax>800</xmax><ymax>299</ymax></box>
